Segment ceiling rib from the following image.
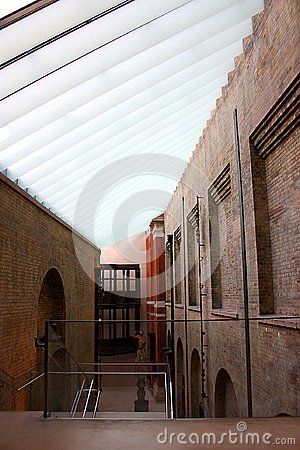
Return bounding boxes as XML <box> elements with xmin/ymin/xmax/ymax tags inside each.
<box><xmin>0</xmin><ymin>0</ymin><xmax>58</xmax><ymax>29</ymax></box>
<box><xmin>8</xmin><ymin>60</ymin><xmax>233</xmax><ymax>177</ymax></box>
<box><xmin>0</xmin><ymin>0</ymin><xmax>136</xmax><ymax>69</ymax></box>
<box><xmin>0</xmin><ymin>0</ymin><xmax>265</xmax><ymax>245</ymax></box>
<box><xmin>0</xmin><ymin>28</ymin><xmax>245</xmax><ymax>147</ymax></box>
<box><xmin>0</xmin><ymin>0</ymin><xmax>245</xmax><ymax>108</ymax></box>
<box><xmin>0</xmin><ymin>0</ymin><xmax>194</xmax><ymax>99</ymax></box>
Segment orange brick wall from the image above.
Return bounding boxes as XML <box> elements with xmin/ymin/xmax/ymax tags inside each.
<box><xmin>0</xmin><ymin>174</ymin><xmax>101</xmax><ymax>410</ymax></box>
<box><xmin>164</xmin><ymin>0</ymin><xmax>299</xmax><ymax>418</ymax></box>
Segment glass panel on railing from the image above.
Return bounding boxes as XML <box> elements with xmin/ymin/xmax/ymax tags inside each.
<box><xmin>47</xmin><ymin>321</ymin><xmax>85</xmax><ymax>415</ymax></box>
<box><xmin>44</xmin><ymin>318</ymin><xmax>299</xmax><ymax>419</ymax></box>
<box><xmin>49</xmin><ymin>371</ymin><xmax>168</xmax><ymax>419</ymax></box>
<box><xmin>45</xmin><ymin>320</ymin><xmax>172</xmax><ymax>418</ymax></box>
<box><xmin>94</xmin><ymin>372</ymin><xmax>167</xmax><ymax>419</ymax></box>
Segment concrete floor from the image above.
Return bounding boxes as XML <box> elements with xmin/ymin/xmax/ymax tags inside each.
<box><xmin>0</xmin><ymin>413</ymin><xmax>299</xmax><ymax>450</ymax></box>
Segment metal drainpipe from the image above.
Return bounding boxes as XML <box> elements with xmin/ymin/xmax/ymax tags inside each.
<box><xmin>233</xmin><ymin>108</ymin><xmax>253</xmax><ymax>418</ymax></box>
<box><xmin>196</xmin><ymin>195</ymin><xmax>207</xmax><ymax>416</ymax></box>
<box><xmin>181</xmin><ymin>196</ymin><xmax>189</xmax><ymax>418</ymax></box>
<box><xmin>167</xmin><ymin>234</ymin><xmax>176</xmax><ymax>416</ymax></box>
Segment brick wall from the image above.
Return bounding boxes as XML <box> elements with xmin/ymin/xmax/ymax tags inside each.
<box><xmin>264</xmin><ymin>130</ymin><xmax>299</xmax><ymax>315</ymax></box>
<box><xmin>146</xmin><ymin>216</ymin><xmax>167</xmax><ymax>372</ymax></box>
<box><xmin>164</xmin><ymin>0</ymin><xmax>299</xmax><ymax>418</ymax></box>
<box><xmin>0</xmin><ymin>174</ymin><xmax>101</xmax><ymax>410</ymax></box>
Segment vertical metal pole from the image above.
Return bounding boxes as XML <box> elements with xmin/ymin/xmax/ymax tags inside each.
<box><xmin>181</xmin><ymin>196</ymin><xmax>189</xmax><ymax>418</ymax></box>
<box><xmin>167</xmin><ymin>234</ymin><xmax>176</xmax><ymax>416</ymax></box>
<box><xmin>196</xmin><ymin>196</ymin><xmax>206</xmax><ymax>415</ymax></box>
<box><xmin>43</xmin><ymin>320</ymin><xmax>49</xmax><ymax>418</ymax></box>
<box><xmin>167</xmin><ymin>235</ymin><xmax>175</xmax><ymax>351</ymax></box>
<box><xmin>94</xmin><ymin>270</ymin><xmax>98</xmax><ymax>390</ymax></box>
<box><xmin>233</xmin><ymin>108</ymin><xmax>253</xmax><ymax>418</ymax></box>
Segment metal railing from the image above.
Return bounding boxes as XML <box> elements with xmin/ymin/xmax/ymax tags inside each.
<box><xmin>0</xmin><ymin>365</ymin><xmax>45</xmax><ymax>410</ymax></box>
<box><xmin>42</xmin><ymin>316</ymin><xmax>299</xmax><ymax>420</ymax></box>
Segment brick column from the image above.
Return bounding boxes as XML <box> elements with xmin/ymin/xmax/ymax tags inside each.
<box><xmin>146</xmin><ymin>215</ymin><xmax>166</xmax><ymax>393</ymax></box>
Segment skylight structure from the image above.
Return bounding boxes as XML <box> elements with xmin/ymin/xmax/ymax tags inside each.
<box><xmin>0</xmin><ymin>0</ymin><xmax>264</xmax><ymax>247</ymax></box>
<box><xmin>0</xmin><ymin>1</ymin><xmax>34</xmax><ymax>19</ymax></box>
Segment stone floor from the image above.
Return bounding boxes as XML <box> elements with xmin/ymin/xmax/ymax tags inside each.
<box><xmin>0</xmin><ymin>412</ymin><xmax>299</xmax><ymax>450</ymax></box>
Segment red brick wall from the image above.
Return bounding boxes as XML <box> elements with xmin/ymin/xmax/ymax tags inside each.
<box><xmin>165</xmin><ymin>0</ymin><xmax>299</xmax><ymax>418</ymax></box>
<box><xmin>264</xmin><ymin>130</ymin><xmax>299</xmax><ymax>315</ymax></box>
<box><xmin>146</xmin><ymin>217</ymin><xmax>167</xmax><ymax>384</ymax></box>
<box><xmin>0</xmin><ymin>174</ymin><xmax>100</xmax><ymax>410</ymax></box>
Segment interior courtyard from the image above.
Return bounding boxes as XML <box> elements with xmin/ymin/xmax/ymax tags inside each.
<box><xmin>0</xmin><ymin>0</ymin><xmax>299</xmax><ymax>448</ymax></box>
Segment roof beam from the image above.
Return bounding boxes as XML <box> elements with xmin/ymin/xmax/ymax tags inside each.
<box><xmin>8</xmin><ymin>60</ymin><xmax>233</xmax><ymax>179</ymax></box>
<box><xmin>0</xmin><ymin>31</ymin><xmax>245</xmax><ymax>153</ymax></box>
<box><xmin>0</xmin><ymin>0</ymin><xmax>258</xmax><ymax>120</ymax></box>
<box><xmin>26</xmin><ymin>88</ymin><xmax>218</xmax><ymax>196</ymax></box>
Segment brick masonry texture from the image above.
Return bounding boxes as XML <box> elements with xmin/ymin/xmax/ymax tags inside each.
<box><xmin>146</xmin><ymin>216</ymin><xmax>167</xmax><ymax>376</ymax></box>
<box><xmin>0</xmin><ymin>174</ymin><xmax>101</xmax><ymax>410</ymax></box>
<box><xmin>164</xmin><ymin>0</ymin><xmax>300</xmax><ymax>418</ymax></box>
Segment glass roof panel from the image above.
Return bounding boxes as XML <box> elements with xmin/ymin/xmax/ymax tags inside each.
<box><xmin>0</xmin><ymin>1</ymin><xmax>33</xmax><ymax>19</ymax></box>
<box><xmin>0</xmin><ymin>0</ymin><xmax>264</xmax><ymax>245</ymax></box>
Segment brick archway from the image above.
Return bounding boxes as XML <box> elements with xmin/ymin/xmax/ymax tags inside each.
<box><xmin>31</xmin><ymin>268</ymin><xmax>66</xmax><ymax>411</ymax></box>
<box><xmin>176</xmin><ymin>338</ymin><xmax>185</xmax><ymax>418</ymax></box>
<box><xmin>191</xmin><ymin>348</ymin><xmax>201</xmax><ymax>417</ymax></box>
<box><xmin>36</xmin><ymin>268</ymin><xmax>66</xmax><ymax>366</ymax></box>
<box><xmin>214</xmin><ymin>368</ymin><xmax>238</xmax><ymax>418</ymax></box>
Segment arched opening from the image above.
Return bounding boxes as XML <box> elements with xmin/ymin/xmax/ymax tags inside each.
<box><xmin>37</xmin><ymin>268</ymin><xmax>65</xmax><ymax>342</ymax></box>
<box><xmin>34</xmin><ymin>268</ymin><xmax>66</xmax><ymax>411</ymax></box>
<box><xmin>36</xmin><ymin>268</ymin><xmax>66</xmax><ymax>365</ymax></box>
<box><xmin>276</xmin><ymin>412</ymin><xmax>292</xmax><ymax>417</ymax></box>
<box><xmin>215</xmin><ymin>368</ymin><xmax>238</xmax><ymax>418</ymax></box>
<box><xmin>176</xmin><ymin>338</ymin><xmax>185</xmax><ymax>418</ymax></box>
<box><xmin>191</xmin><ymin>348</ymin><xmax>201</xmax><ymax>417</ymax></box>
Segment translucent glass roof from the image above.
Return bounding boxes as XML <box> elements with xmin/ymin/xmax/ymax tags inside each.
<box><xmin>0</xmin><ymin>0</ymin><xmax>264</xmax><ymax>247</ymax></box>
<box><xmin>0</xmin><ymin>1</ymin><xmax>34</xmax><ymax>19</ymax></box>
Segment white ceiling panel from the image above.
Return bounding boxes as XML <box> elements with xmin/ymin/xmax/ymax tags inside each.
<box><xmin>0</xmin><ymin>0</ymin><xmax>264</xmax><ymax>246</ymax></box>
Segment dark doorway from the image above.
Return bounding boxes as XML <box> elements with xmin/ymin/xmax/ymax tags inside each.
<box><xmin>215</xmin><ymin>368</ymin><xmax>238</xmax><ymax>418</ymax></box>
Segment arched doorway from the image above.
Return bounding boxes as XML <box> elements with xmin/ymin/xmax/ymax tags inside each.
<box><xmin>34</xmin><ymin>268</ymin><xmax>66</xmax><ymax>411</ymax></box>
<box><xmin>176</xmin><ymin>338</ymin><xmax>185</xmax><ymax>418</ymax></box>
<box><xmin>191</xmin><ymin>348</ymin><xmax>201</xmax><ymax>417</ymax></box>
<box><xmin>215</xmin><ymin>368</ymin><xmax>238</xmax><ymax>418</ymax></box>
<box><xmin>37</xmin><ymin>268</ymin><xmax>65</xmax><ymax>341</ymax></box>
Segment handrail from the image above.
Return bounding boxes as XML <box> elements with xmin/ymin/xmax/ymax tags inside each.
<box><xmin>93</xmin><ymin>390</ymin><xmax>101</xmax><ymax>419</ymax></box>
<box><xmin>46</xmin><ymin>368</ymin><xmax>172</xmax><ymax>418</ymax></box>
<box><xmin>76</xmin><ymin>362</ymin><xmax>168</xmax><ymax>365</ymax></box>
<box><xmin>164</xmin><ymin>373</ymin><xmax>168</xmax><ymax>418</ymax></box>
<box><xmin>48</xmin><ymin>316</ymin><xmax>300</xmax><ymax>323</ymax></box>
<box><xmin>49</xmin><ymin>371</ymin><xmax>167</xmax><ymax>375</ymax></box>
<box><xmin>70</xmin><ymin>379</ymin><xmax>86</xmax><ymax>418</ymax></box>
<box><xmin>0</xmin><ymin>366</ymin><xmax>44</xmax><ymax>392</ymax></box>
<box><xmin>82</xmin><ymin>379</ymin><xmax>94</xmax><ymax>418</ymax></box>
<box><xmin>169</xmin><ymin>381</ymin><xmax>174</xmax><ymax>419</ymax></box>
<box><xmin>17</xmin><ymin>373</ymin><xmax>44</xmax><ymax>392</ymax></box>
